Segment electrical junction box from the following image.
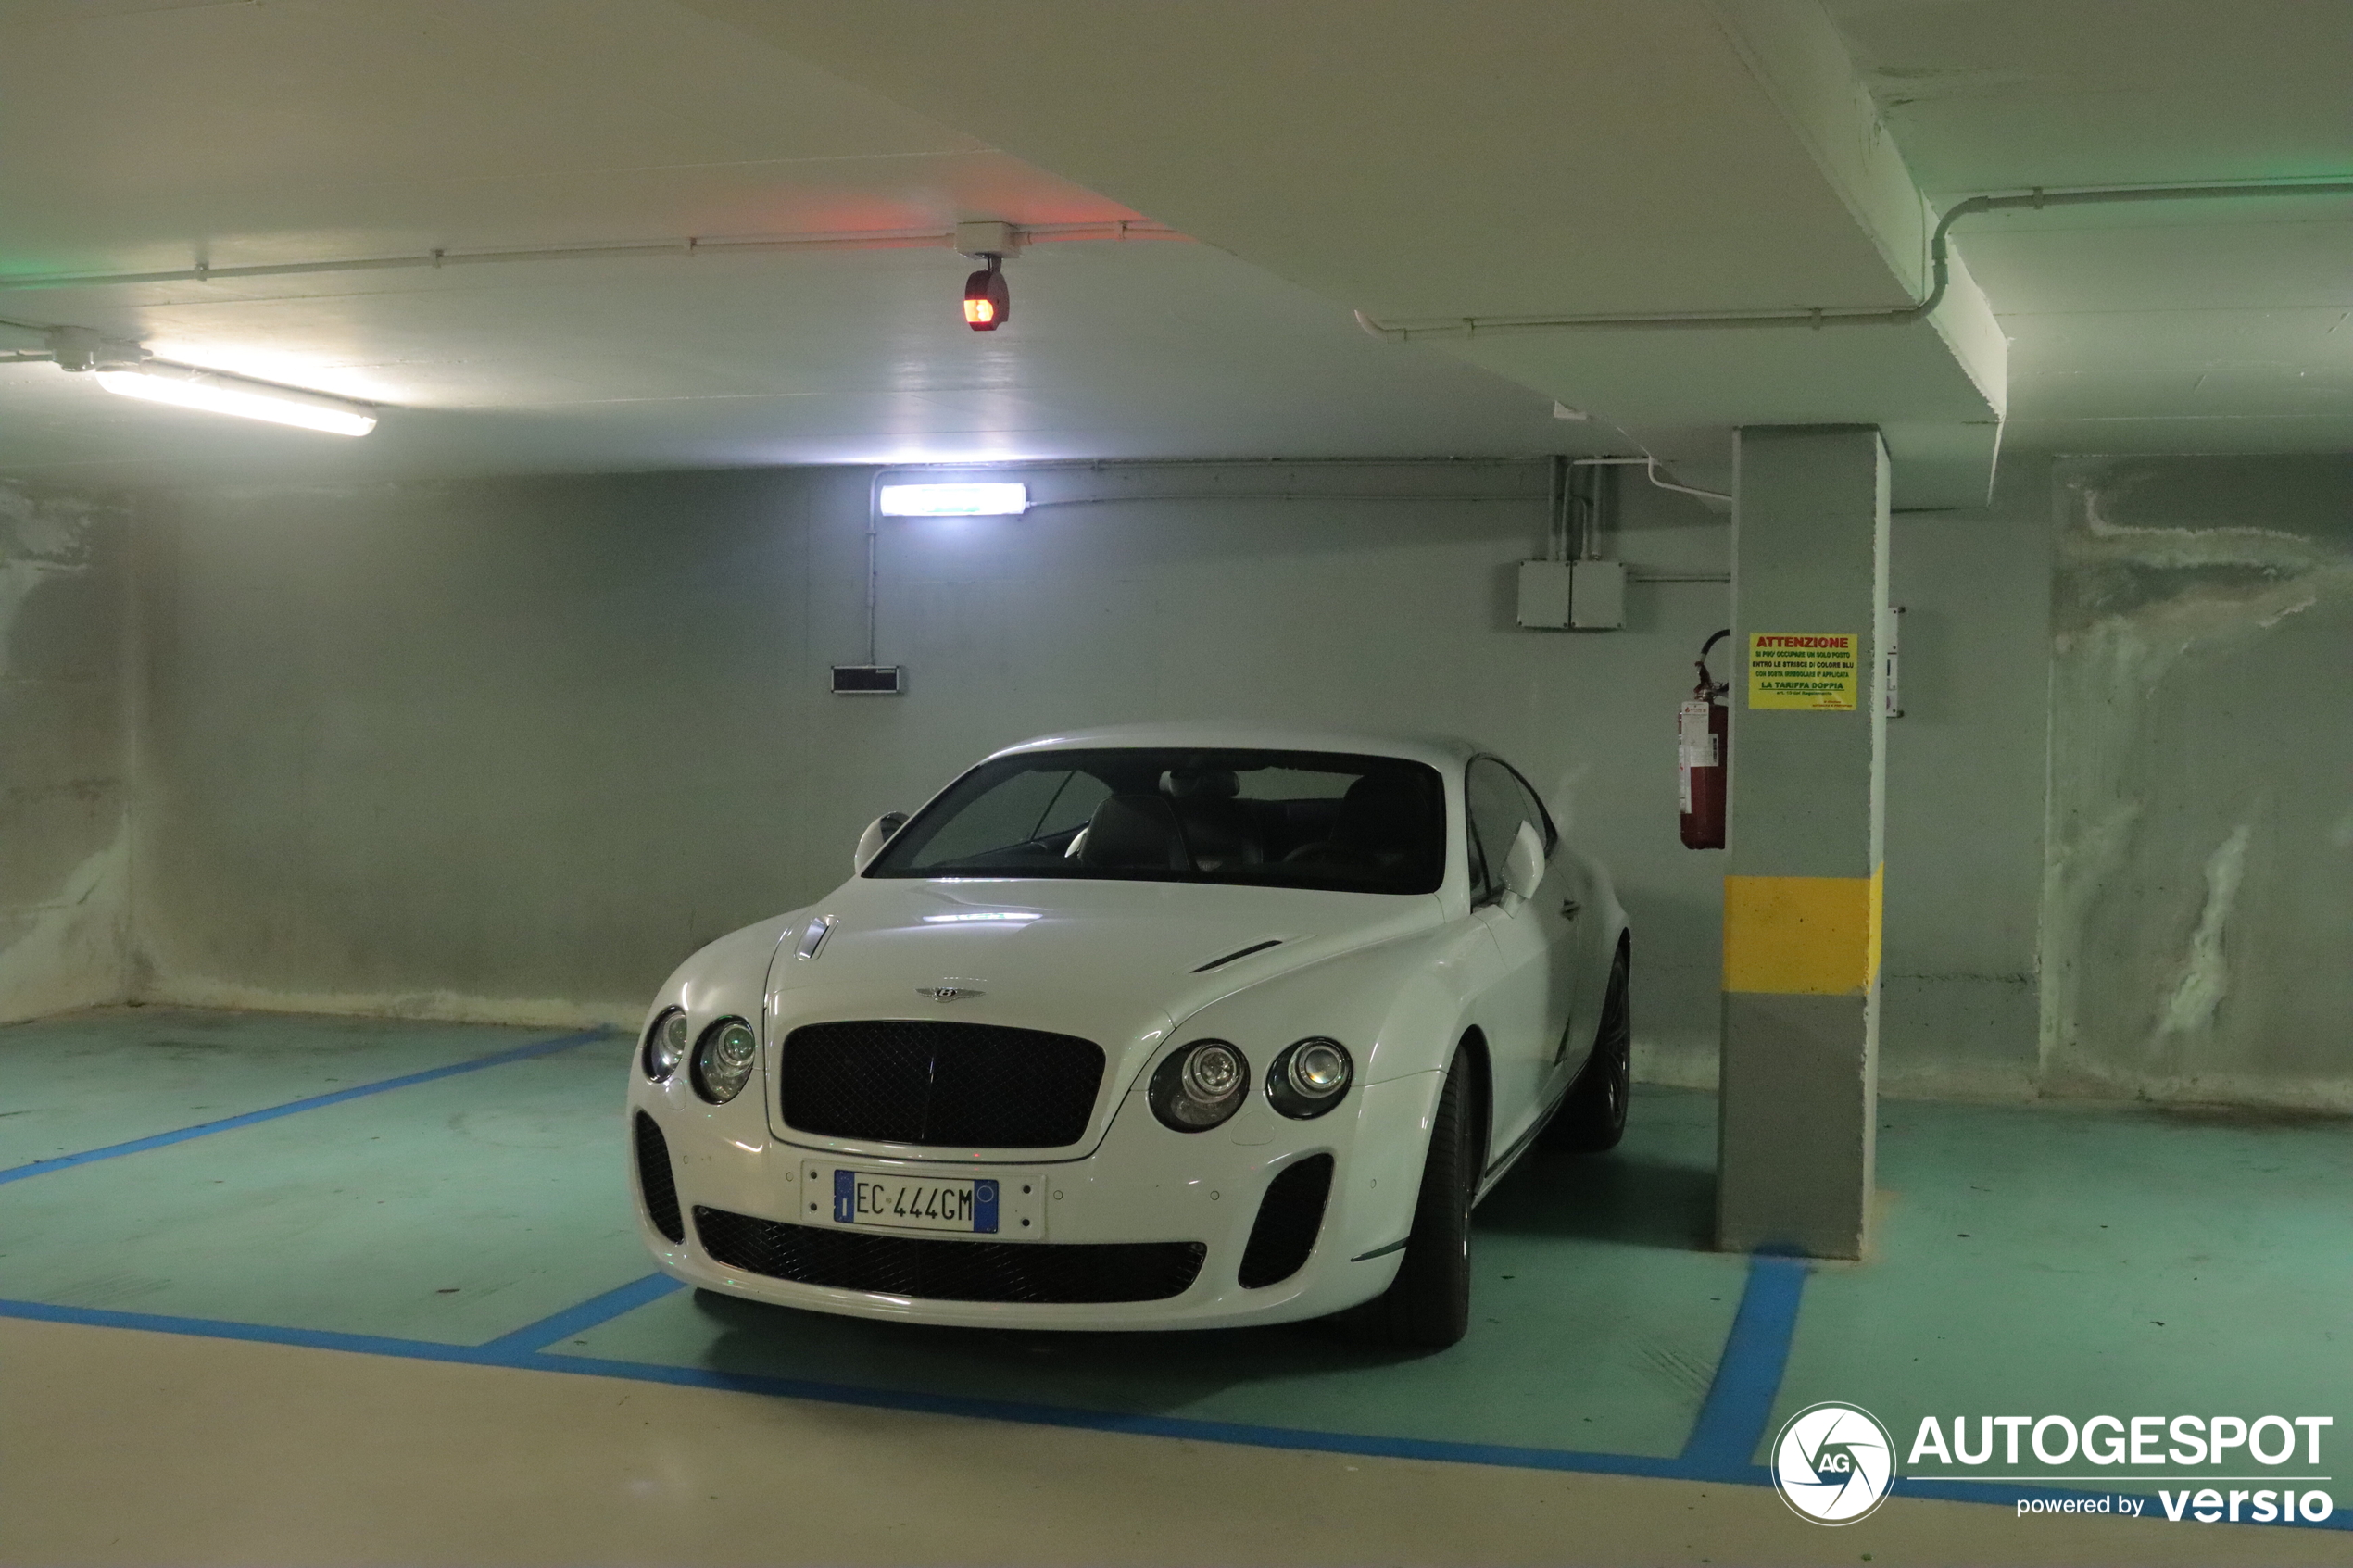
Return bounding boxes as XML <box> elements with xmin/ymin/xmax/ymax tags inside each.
<box><xmin>1516</xmin><ymin>560</ymin><xmax>1624</xmax><ymax>631</ymax></box>
<box><xmin>1516</xmin><ymin>560</ymin><xmax>1573</xmax><ymax>629</ymax></box>
<box><xmin>1570</xmin><ymin>560</ymin><xmax>1625</xmax><ymax>630</ymax></box>
<box><xmin>954</xmin><ymin>220</ymin><xmax>1021</xmax><ymax>257</ymax></box>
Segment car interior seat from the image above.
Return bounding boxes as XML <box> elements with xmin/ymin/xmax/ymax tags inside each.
<box><xmin>1164</xmin><ymin>767</ymin><xmax>1264</xmax><ymax>872</ymax></box>
<box><xmin>1282</xmin><ymin>772</ymin><xmax>1430</xmax><ymax>877</ymax></box>
<box><xmin>1079</xmin><ymin>793</ymin><xmax>1190</xmax><ymax>871</ymax></box>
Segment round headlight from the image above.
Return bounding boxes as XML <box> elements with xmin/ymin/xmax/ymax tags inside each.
<box><xmin>1150</xmin><ymin>1039</ymin><xmax>1251</xmax><ymax>1132</ymax></box>
<box><xmin>691</xmin><ymin>1018</ymin><xmax>759</xmax><ymax>1104</ymax></box>
<box><xmin>643</xmin><ymin>1008</ymin><xmax>688</xmax><ymax>1082</ymax></box>
<box><xmin>1266</xmin><ymin>1036</ymin><xmax>1353</xmax><ymax>1119</ymax></box>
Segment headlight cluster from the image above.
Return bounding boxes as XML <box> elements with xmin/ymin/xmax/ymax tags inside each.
<box><xmin>1149</xmin><ymin>1039</ymin><xmax>1249</xmax><ymax>1131</ymax></box>
<box><xmin>1265</xmin><ymin>1036</ymin><xmax>1353</xmax><ymax>1119</ymax></box>
<box><xmin>642</xmin><ymin>1008</ymin><xmax>759</xmax><ymax>1105</ymax></box>
<box><xmin>1149</xmin><ymin>1035</ymin><xmax>1353</xmax><ymax>1132</ymax></box>
<box><xmin>643</xmin><ymin>1009</ymin><xmax>689</xmax><ymax>1081</ymax></box>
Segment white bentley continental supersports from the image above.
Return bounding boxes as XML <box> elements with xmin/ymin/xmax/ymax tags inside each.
<box><xmin>628</xmin><ymin>725</ymin><xmax>1630</xmax><ymax>1347</ymax></box>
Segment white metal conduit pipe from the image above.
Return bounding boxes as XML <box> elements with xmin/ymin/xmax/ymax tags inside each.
<box><xmin>858</xmin><ymin>458</ymin><xmax>1730</xmax><ymax>663</ymax></box>
<box><xmin>1353</xmin><ymin>178</ymin><xmax>2353</xmax><ymax>341</ymax></box>
<box><xmin>1575</xmin><ymin>454</ymin><xmax>1729</xmax><ymax>504</ymax></box>
<box><xmin>0</xmin><ymin>220</ymin><xmax>1187</xmax><ymax>295</ymax></box>
<box><xmin>858</xmin><ymin>458</ymin><xmax>1586</xmax><ymax>667</ymax></box>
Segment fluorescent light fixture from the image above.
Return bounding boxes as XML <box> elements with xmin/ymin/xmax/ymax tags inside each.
<box><xmin>877</xmin><ymin>482</ymin><xmax>1027</xmax><ymax>517</ymax></box>
<box><xmin>94</xmin><ymin>362</ymin><xmax>378</xmax><ymax>436</ymax></box>
<box><xmin>920</xmin><ymin>911</ymin><xmax>1042</xmax><ymax>924</ymax></box>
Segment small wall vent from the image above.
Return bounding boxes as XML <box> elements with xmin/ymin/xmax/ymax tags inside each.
<box><xmin>831</xmin><ymin>664</ymin><xmax>905</xmax><ymax>696</ymax></box>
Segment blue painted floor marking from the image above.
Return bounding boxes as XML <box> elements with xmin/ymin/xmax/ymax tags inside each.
<box><xmin>3</xmin><ymin>1288</ymin><xmax>2340</xmax><ymax>1530</ymax></box>
<box><xmin>479</xmin><ymin>1272</ymin><xmax>686</xmax><ymax>1353</ymax></box>
<box><xmin>0</xmin><ymin>1026</ymin><xmax>612</xmax><ymax>1187</ymax></box>
<box><xmin>1679</xmin><ymin>1250</ymin><xmax>1809</xmax><ymax>1474</ymax></box>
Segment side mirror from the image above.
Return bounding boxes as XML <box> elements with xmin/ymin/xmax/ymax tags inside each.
<box><xmin>854</xmin><ymin>811</ymin><xmax>909</xmax><ymax>873</ymax></box>
<box><xmin>1503</xmin><ymin>820</ymin><xmax>1546</xmax><ymax>904</ymax></box>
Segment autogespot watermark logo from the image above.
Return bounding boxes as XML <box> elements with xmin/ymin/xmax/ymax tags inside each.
<box><xmin>1906</xmin><ymin>1412</ymin><xmax>2335</xmax><ymax>1526</ymax></box>
<box><xmin>1772</xmin><ymin>1402</ymin><xmax>1896</xmax><ymax>1524</ymax></box>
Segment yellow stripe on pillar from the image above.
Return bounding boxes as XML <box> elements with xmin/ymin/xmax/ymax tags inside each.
<box><xmin>1723</xmin><ymin>864</ymin><xmax>1884</xmax><ymax>996</ymax></box>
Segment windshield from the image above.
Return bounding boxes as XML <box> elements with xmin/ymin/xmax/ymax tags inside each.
<box><xmin>867</xmin><ymin>747</ymin><xmax>1447</xmax><ymax>894</ymax></box>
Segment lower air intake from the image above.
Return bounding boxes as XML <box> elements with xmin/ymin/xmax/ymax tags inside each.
<box><xmin>1237</xmin><ymin>1154</ymin><xmax>1334</xmax><ymax>1288</ymax></box>
<box><xmin>693</xmin><ymin>1208</ymin><xmax>1204</xmax><ymax>1304</ymax></box>
<box><xmin>633</xmin><ymin>1112</ymin><xmax>685</xmax><ymax>1244</ymax></box>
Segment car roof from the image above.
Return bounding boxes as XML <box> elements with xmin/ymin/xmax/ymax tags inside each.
<box><xmin>984</xmin><ymin>723</ymin><xmax>1482</xmax><ymax>771</ymax></box>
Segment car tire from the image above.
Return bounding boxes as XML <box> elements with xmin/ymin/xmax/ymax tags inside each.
<box><xmin>1553</xmin><ymin>943</ymin><xmax>1630</xmax><ymax>1153</ymax></box>
<box><xmin>1376</xmin><ymin>1050</ymin><xmax>1477</xmax><ymax>1349</ymax></box>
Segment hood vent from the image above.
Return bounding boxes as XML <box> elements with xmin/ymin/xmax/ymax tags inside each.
<box><xmin>1192</xmin><ymin>938</ymin><xmax>1284</xmax><ymax>974</ymax></box>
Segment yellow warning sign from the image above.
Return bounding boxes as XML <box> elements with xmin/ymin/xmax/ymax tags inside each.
<box><xmin>1748</xmin><ymin>632</ymin><xmax>1859</xmax><ymax>710</ymax></box>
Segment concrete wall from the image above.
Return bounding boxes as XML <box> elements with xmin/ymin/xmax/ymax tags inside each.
<box><xmin>64</xmin><ymin>450</ymin><xmax>2343</xmax><ymax>1110</ymax></box>
<box><xmin>1879</xmin><ymin>458</ymin><xmax>2054</xmax><ymax>1099</ymax></box>
<box><xmin>2041</xmin><ymin>455</ymin><xmax>2353</xmax><ymax>1112</ymax></box>
<box><xmin>0</xmin><ymin>480</ymin><xmax>132</xmax><ymax>1022</ymax></box>
<box><xmin>128</xmin><ymin>463</ymin><xmax>1742</xmax><ymax>1047</ymax></box>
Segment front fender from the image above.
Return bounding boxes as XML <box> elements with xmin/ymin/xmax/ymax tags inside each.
<box><xmin>638</xmin><ymin>909</ymin><xmax>805</xmax><ymax>1054</ymax></box>
<box><xmin>1162</xmin><ymin>919</ymin><xmax>1489</xmax><ymax>1091</ymax></box>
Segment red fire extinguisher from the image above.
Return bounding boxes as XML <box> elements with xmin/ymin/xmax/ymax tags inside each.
<box><xmin>1680</xmin><ymin>629</ymin><xmax>1730</xmax><ymax>849</ymax></box>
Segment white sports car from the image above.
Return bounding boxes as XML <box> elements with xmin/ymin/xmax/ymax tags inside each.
<box><xmin>628</xmin><ymin>725</ymin><xmax>1630</xmax><ymax>1347</ymax></box>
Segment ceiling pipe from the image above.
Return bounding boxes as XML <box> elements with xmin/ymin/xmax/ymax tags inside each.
<box><xmin>0</xmin><ymin>220</ymin><xmax>1187</xmax><ymax>295</ymax></box>
<box><xmin>1575</xmin><ymin>454</ymin><xmax>1730</xmax><ymax>505</ymax></box>
<box><xmin>1353</xmin><ymin>178</ymin><xmax>2353</xmax><ymax>341</ymax></box>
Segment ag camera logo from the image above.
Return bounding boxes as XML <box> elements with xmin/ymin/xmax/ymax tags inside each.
<box><xmin>1773</xmin><ymin>1402</ymin><xmax>1896</xmax><ymax>1524</ymax></box>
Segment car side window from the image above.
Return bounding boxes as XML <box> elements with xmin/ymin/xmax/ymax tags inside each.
<box><xmin>1464</xmin><ymin>798</ymin><xmax>1492</xmax><ymax>901</ymax></box>
<box><xmin>1465</xmin><ymin>759</ymin><xmax>1534</xmax><ymax>907</ymax></box>
<box><xmin>1496</xmin><ymin>759</ymin><xmax>1557</xmax><ymax>854</ymax></box>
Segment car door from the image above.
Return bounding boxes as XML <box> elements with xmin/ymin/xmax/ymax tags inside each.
<box><xmin>1464</xmin><ymin>757</ymin><xmax>1579</xmax><ymax>1168</ymax></box>
<box><xmin>1492</xmin><ymin>759</ymin><xmax>1597</xmax><ymax>1094</ymax></box>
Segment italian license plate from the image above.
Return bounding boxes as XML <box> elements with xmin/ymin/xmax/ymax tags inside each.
<box><xmin>838</xmin><ymin>1170</ymin><xmax>994</xmax><ymax>1233</ymax></box>
<box><xmin>800</xmin><ymin>1161</ymin><xmax>1046</xmax><ymax>1237</ymax></box>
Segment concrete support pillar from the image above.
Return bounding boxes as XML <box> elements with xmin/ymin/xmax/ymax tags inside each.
<box><xmin>1718</xmin><ymin>426</ymin><xmax>1890</xmax><ymax>1259</ymax></box>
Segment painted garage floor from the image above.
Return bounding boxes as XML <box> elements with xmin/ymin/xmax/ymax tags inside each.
<box><xmin>2</xmin><ymin>1006</ymin><xmax>2348</xmax><ymax>1562</ymax></box>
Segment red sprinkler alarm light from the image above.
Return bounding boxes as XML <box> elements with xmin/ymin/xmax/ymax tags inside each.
<box><xmin>963</xmin><ymin>255</ymin><xmax>1009</xmax><ymax>331</ymax></box>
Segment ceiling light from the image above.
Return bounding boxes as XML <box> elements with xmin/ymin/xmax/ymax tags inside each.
<box><xmin>94</xmin><ymin>361</ymin><xmax>378</xmax><ymax>436</ymax></box>
<box><xmin>963</xmin><ymin>254</ymin><xmax>1010</xmax><ymax>332</ymax></box>
<box><xmin>878</xmin><ymin>483</ymin><xmax>1028</xmax><ymax>517</ymax></box>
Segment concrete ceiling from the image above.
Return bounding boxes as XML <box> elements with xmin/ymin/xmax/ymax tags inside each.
<box><xmin>1829</xmin><ymin>0</ymin><xmax>2353</xmax><ymax>457</ymax></box>
<box><xmin>0</xmin><ymin>0</ymin><xmax>2344</xmax><ymax>498</ymax></box>
<box><xmin>0</xmin><ymin>0</ymin><xmax>1596</xmax><ymax>486</ymax></box>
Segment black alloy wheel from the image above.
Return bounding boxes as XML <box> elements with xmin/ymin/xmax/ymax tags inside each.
<box><xmin>1377</xmin><ymin>1049</ymin><xmax>1477</xmax><ymax>1348</ymax></box>
<box><xmin>1553</xmin><ymin>943</ymin><xmax>1631</xmax><ymax>1153</ymax></box>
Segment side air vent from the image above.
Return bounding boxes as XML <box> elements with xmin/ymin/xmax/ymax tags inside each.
<box><xmin>1238</xmin><ymin>1153</ymin><xmax>1334</xmax><ymax>1288</ymax></box>
<box><xmin>633</xmin><ymin>1111</ymin><xmax>685</xmax><ymax>1244</ymax></box>
<box><xmin>1192</xmin><ymin>938</ymin><xmax>1284</xmax><ymax>974</ymax></box>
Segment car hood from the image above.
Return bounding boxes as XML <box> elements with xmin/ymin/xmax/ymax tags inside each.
<box><xmin>757</xmin><ymin>875</ymin><xmax>1446</xmax><ymax>1158</ymax></box>
<box><xmin>777</xmin><ymin>875</ymin><xmax>1442</xmax><ymax>1015</ymax></box>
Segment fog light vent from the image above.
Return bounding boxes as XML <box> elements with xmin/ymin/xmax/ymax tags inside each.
<box><xmin>1238</xmin><ymin>1153</ymin><xmax>1334</xmax><ymax>1288</ymax></box>
<box><xmin>634</xmin><ymin>1111</ymin><xmax>685</xmax><ymax>1244</ymax></box>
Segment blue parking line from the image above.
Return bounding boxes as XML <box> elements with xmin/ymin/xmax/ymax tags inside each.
<box><xmin>478</xmin><ymin>1272</ymin><xmax>686</xmax><ymax>1353</ymax></box>
<box><xmin>1680</xmin><ymin>1250</ymin><xmax>1809</xmax><ymax>1474</ymax></box>
<box><xmin>0</xmin><ymin>1297</ymin><xmax>515</xmax><ymax>1363</ymax></box>
<box><xmin>0</xmin><ymin>1291</ymin><xmax>2342</xmax><ymax>1531</ymax></box>
<box><xmin>0</xmin><ymin>1026</ymin><xmax>612</xmax><ymax>1186</ymax></box>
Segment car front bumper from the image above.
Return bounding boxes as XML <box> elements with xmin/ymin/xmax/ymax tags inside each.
<box><xmin>628</xmin><ymin>1069</ymin><xmax>1441</xmax><ymax>1331</ymax></box>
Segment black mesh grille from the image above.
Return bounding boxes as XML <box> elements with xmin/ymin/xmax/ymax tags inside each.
<box><xmin>634</xmin><ymin>1112</ymin><xmax>685</xmax><ymax>1244</ymax></box>
<box><xmin>1237</xmin><ymin>1154</ymin><xmax>1334</xmax><ymax>1288</ymax></box>
<box><xmin>694</xmin><ymin>1208</ymin><xmax>1204</xmax><ymax>1304</ymax></box>
<box><xmin>780</xmin><ymin>1021</ymin><xmax>1105</xmax><ymax>1148</ymax></box>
